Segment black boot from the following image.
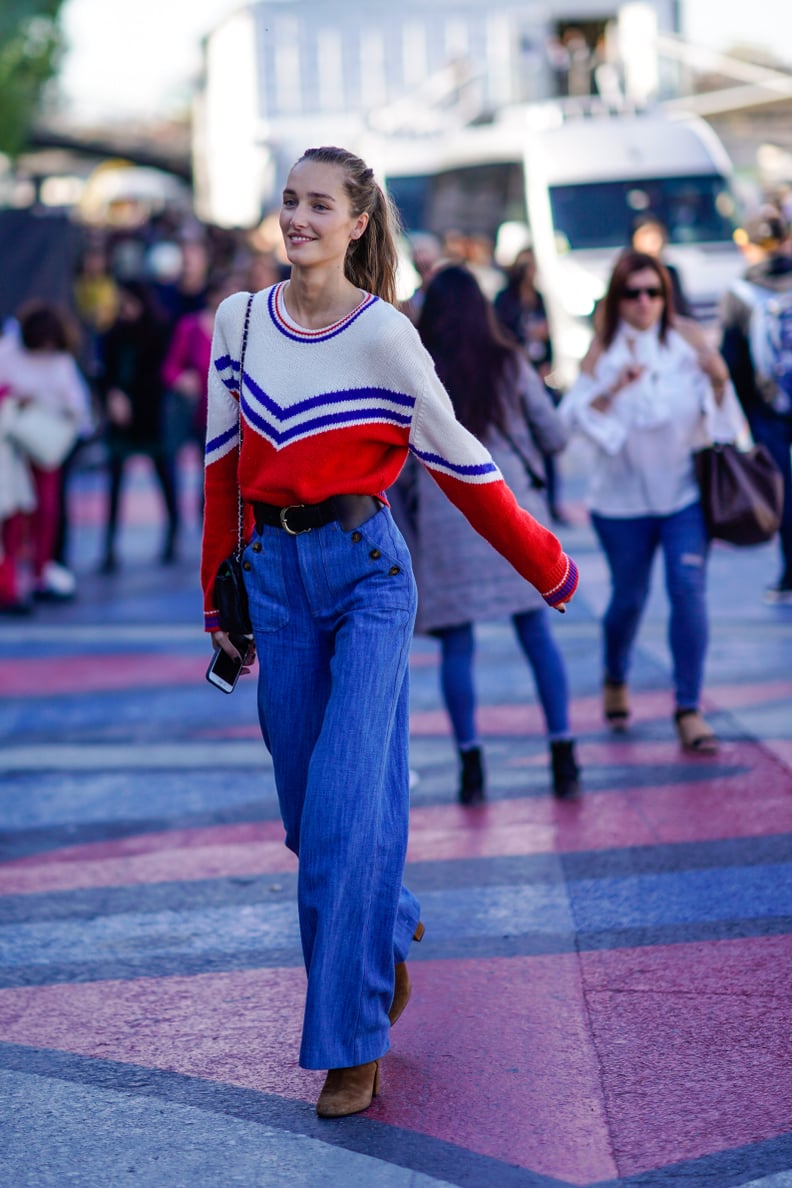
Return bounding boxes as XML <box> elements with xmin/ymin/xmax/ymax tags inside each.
<box><xmin>459</xmin><ymin>746</ymin><xmax>485</xmax><ymax>806</ymax></box>
<box><xmin>550</xmin><ymin>739</ymin><xmax>581</xmax><ymax>800</ymax></box>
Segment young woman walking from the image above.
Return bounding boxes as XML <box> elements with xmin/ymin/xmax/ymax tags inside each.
<box><xmin>402</xmin><ymin>263</ymin><xmax>581</xmax><ymax>802</ymax></box>
<box><xmin>201</xmin><ymin>147</ymin><xmax>578</xmax><ymax>1118</ymax></box>
<box><xmin>561</xmin><ymin>250</ymin><xmax>740</xmax><ymax>752</ymax></box>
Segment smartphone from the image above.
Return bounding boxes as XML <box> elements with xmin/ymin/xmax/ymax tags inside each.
<box><xmin>206</xmin><ymin>636</ymin><xmax>251</xmax><ymax>694</ymax></box>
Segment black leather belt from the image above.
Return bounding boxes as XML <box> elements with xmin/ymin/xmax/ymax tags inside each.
<box><xmin>252</xmin><ymin>494</ymin><xmax>381</xmax><ymax>535</ymax></box>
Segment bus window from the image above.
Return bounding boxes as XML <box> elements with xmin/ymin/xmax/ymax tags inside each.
<box><xmin>548</xmin><ymin>175</ymin><xmax>739</xmax><ymax>250</ymax></box>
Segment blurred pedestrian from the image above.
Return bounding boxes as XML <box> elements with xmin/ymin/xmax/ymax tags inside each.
<box><xmin>201</xmin><ymin>145</ymin><xmax>578</xmax><ymax>1118</ymax></box>
<box><xmin>466</xmin><ymin>233</ymin><xmax>505</xmax><ymax>300</ymax></box>
<box><xmin>494</xmin><ymin>248</ymin><xmax>567</xmax><ymax>522</ymax></box>
<box><xmin>152</xmin><ymin>236</ymin><xmax>210</xmax><ymax>330</ymax></box>
<box><xmin>161</xmin><ymin>273</ymin><xmax>239</xmax><ymax>526</ymax></box>
<box><xmin>720</xmin><ymin>205</ymin><xmax>792</xmax><ymax>603</ymax></box>
<box><xmin>246</xmin><ymin>250</ymin><xmax>284</xmax><ymax>292</ymax></box>
<box><xmin>630</xmin><ymin>214</ymin><xmax>692</xmax><ymax>317</ymax></box>
<box><xmin>0</xmin><ymin>303</ymin><xmax>92</xmax><ymax>612</ymax></box>
<box><xmin>400</xmin><ymin>231</ymin><xmax>443</xmax><ymax>324</ymax></box>
<box><xmin>401</xmin><ymin>263</ymin><xmax>580</xmax><ymax>801</ymax></box>
<box><xmin>97</xmin><ymin>280</ymin><xmax>178</xmax><ymax>572</ymax></box>
<box><xmin>73</xmin><ymin>239</ymin><xmax>119</xmax><ymax>356</ymax></box>
<box><xmin>561</xmin><ymin>250</ymin><xmax>742</xmax><ymax>753</ymax></box>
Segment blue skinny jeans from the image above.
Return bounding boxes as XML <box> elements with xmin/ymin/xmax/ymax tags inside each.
<box><xmin>244</xmin><ymin>506</ymin><xmax>421</xmax><ymax>1070</ymax></box>
<box><xmin>435</xmin><ymin>608</ymin><xmax>571</xmax><ymax>748</ymax></box>
<box><xmin>590</xmin><ymin>500</ymin><xmax>710</xmax><ymax>711</ymax></box>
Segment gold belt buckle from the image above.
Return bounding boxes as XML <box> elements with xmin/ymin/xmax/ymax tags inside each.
<box><xmin>279</xmin><ymin>504</ymin><xmax>308</xmax><ymax>535</ymax></box>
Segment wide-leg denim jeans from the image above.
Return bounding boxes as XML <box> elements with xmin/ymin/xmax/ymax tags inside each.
<box><xmin>591</xmin><ymin>500</ymin><xmax>709</xmax><ymax>710</ymax></box>
<box><xmin>244</xmin><ymin>505</ymin><xmax>421</xmax><ymax>1070</ymax></box>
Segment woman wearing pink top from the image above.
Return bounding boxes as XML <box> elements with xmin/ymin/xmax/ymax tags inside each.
<box><xmin>162</xmin><ymin>275</ymin><xmax>237</xmax><ymax>524</ymax></box>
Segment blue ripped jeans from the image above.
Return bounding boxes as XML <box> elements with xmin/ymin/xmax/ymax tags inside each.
<box><xmin>244</xmin><ymin>506</ymin><xmax>421</xmax><ymax>1070</ymax></box>
<box><xmin>591</xmin><ymin>500</ymin><xmax>710</xmax><ymax>710</ymax></box>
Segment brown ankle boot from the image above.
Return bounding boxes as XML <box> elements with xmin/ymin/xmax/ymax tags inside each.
<box><xmin>316</xmin><ymin>1059</ymin><xmax>380</xmax><ymax>1117</ymax></box>
<box><xmin>389</xmin><ymin>921</ymin><xmax>425</xmax><ymax>1026</ymax></box>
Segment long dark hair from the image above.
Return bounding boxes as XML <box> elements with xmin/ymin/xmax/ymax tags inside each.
<box><xmin>417</xmin><ymin>265</ymin><xmax>518</xmax><ymax>438</ymax></box>
<box><xmin>296</xmin><ymin>146</ymin><xmax>402</xmax><ymax>305</ymax></box>
<box><xmin>17</xmin><ymin>301</ymin><xmax>75</xmax><ymax>354</ymax></box>
<box><xmin>600</xmin><ymin>250</ymin><xmax>673</xmax><ymax>349</ymax></box>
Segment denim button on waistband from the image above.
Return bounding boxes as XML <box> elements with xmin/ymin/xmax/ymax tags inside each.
<box><xmin>243</xmin><ymin>560</ymin><xmax>252</xmax><ymax>571</ymax></box>
<box><xmin>351</xmin><ymin>532</ymin><xmax>362</xmax><ymax>543</ymax></box>
<box><xmin>369</xmin><ymin>549</ymin><xmax>381</xmax><ymax>560</ymax></box>
<box><xmin>252</xmin><ymin>541</ymin><xmax>262</xmax><ymax>553</ymax></box>
<box><xmin>388</xmin><ymin>566</ymin><xmax>400</xmax><ymax>576</ymax></box>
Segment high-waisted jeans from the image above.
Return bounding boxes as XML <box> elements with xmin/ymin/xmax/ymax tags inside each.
<box><xmin>244</xmin><ymin>505</ymin><xmax>421</xmax><ymax>1070</ymax></box>
<box><xmin>591</xmin><ymin>500</ymin><xmax>709</xmax><ymax>710</ymax></box>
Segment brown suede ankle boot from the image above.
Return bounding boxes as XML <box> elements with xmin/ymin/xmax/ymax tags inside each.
<box><xmin>316</xmin><ymin>1059</ymin><xmax>380</xmax><ymax>1117</ymax></box>
<box><xmin>389</xmin><ymin>921</ymin><xmax>425</xmax><ymax>1026</ymax></box>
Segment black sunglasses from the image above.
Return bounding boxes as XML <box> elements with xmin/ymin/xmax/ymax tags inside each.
<box><xmin>622</xmin><ymin>285</ymin><xmax>664</xmax><ymax>300</ymax></box>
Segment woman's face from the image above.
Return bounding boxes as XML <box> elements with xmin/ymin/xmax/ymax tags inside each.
<box><xmin>279</xmin><ymin>160</ymin><xmax>368</xmax><ymax>272</ymax></box>
<box><xmin>618</xmin><ymin>267</ymin><xmax>665</xmax><ymax>332</ymax></box>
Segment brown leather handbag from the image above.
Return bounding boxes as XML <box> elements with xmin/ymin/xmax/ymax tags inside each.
<box><xmin>694</xmin><ymin>441</ymin><xmax>783</xmax><ymax>546</ymax></box>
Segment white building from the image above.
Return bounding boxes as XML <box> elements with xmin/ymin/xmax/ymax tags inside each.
<box><xmin>194</xmin><ymin>0</ymin><xmax>679</xmax><ymax>227</ymax></box>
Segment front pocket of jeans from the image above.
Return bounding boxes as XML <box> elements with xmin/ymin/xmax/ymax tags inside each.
<box><xmin>243</xmin><ymin>536</ymin><xmax>290</xmax><ymax>632</ymax></box>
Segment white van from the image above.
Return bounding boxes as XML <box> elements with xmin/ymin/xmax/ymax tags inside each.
<box><xmin>377</xmin><ymin>104</ymin><xmax>745</xmax><ymax>385</ymax></box>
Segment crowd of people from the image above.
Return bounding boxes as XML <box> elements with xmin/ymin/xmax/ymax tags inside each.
<box><xmin>0</xmin><ymin>218</ymin><xmax>286</xmax><ymax>605</ymax></box>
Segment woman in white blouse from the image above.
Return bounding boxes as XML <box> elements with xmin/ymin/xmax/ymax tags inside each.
<box><xmin>561</xmin><ymin>250</ymin><xmax>742</xmax><ymax>753</ymax></box>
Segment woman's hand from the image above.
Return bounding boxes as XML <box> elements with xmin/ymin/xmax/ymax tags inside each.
<box><xmin>172</xmin><ymin>371</ymin><xmax>202</xmax><ymax>399</ymax></box>
<box><xmin>211</xmin><ymin>630</ymin><xmax>257</xmax><ymax>673</ymax></box>
<box><xmin>589</xmin><ymin>363</ymin><xmax>645</xmax><ymax>411</ymax></box>
<box><xmin>107</xmin><ymin>388</ymin><xmax>133</xmax><ymax>426</ymax></box>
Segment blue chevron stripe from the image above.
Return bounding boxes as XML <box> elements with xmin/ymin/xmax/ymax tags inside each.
<box><xmin>241</xmin><ymin>396</ymin><xmax>411</xmax><ymax>446</ymax></box>
<box><xmin>205</xmin><ymin>423</ymin><xmax>238</xmax><ymax>455</ymax></box>
<box><xmin>213</xmin><ymin>354</ymin><xmax>240</xmax><ymax>374</ymax></box>
<box><xmin>243</xmin><ymin>372</ymin><xmax>415</xmax><ymax>421</ymax></box>
<box><xmin>410</xmin><ymin>444</ymin><xmax>499</xmax><ymax>479</ymax></box>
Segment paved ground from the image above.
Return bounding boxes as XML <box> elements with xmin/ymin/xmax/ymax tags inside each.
<box><xmin>1</xmin><ymin>453</ymin><xmax>791</xmax><ymax>1188</ymax></box>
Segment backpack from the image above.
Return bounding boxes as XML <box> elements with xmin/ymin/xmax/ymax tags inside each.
<box><xmin>734</xmin><ymin>279</ymin><xmax>792</xmax><ymax>415</ymax></box>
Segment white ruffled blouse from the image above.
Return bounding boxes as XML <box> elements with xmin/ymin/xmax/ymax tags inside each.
<box><xmin>559</xmin><ymin>323</ymin><xmax>745</xmax><ymax>516</ymax></box>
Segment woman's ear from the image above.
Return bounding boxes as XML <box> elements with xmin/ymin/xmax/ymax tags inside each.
<box><xmin>350</xmin><ymin>212</ymin><xmax>369</xmax><ymax>241</ymax></box>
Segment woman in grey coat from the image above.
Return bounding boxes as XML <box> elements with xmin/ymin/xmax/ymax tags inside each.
<box><xmin>395</xmin><ymin>264</ymin><xmax>580</xmax><ymax>801</ymax></box>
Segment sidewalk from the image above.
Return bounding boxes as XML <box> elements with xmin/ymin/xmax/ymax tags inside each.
<box><xmin>1</xmin><ymin>456</ymin><xmax>791</xmax><ymax>1188</ymax></box>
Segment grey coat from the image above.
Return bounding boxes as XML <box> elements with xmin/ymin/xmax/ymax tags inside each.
<box><xmin>390</xmin><ymin>355</ymin><xmax>568</xmax><ymax>633</ymax></box>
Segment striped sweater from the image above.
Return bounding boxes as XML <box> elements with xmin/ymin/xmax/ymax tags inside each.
<box><xmin>201</xmin><ymin>284</ymin><xmax>578</xmax><ymax>630</ymax></box>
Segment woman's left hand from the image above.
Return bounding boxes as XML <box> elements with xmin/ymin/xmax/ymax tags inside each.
<box><xmin>211</xmin><ymin>630</ymin><xmax>257</xmax><ymax>673</ymax></box>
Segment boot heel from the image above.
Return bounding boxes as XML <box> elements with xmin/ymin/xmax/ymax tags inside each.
<box><xmin>413</xmin><ymin>921</ymin><xmax>425</xmax><ymax>943</ymax></box>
